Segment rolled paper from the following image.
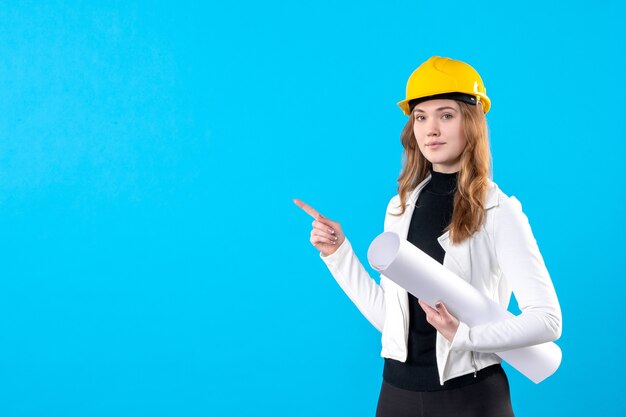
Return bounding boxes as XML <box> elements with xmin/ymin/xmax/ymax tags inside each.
<box><xmin>367</xmin><ymin>231</ymin><xmax>562</xmax><ymax>384</ymax></box>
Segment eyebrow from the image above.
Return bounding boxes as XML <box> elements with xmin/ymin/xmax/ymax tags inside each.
<box><xmin>413</xmin><ymin>106</ymin><xmax>459</xmax><ymax>113</ymax></box>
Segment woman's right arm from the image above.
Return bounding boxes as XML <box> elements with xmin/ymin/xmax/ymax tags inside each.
<box><xmin>295</xmin><ymin>196</ymin><xmax>397</xmax><ymax>333</ymax></box>
<box><xmin>319</xmin><ymin>237</ymin><xmax>386</xmax><ymax>333</ymax></box>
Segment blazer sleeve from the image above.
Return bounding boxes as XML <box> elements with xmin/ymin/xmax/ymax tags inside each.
<box><xmin>450</xmin><ymin>196</ymin><xmax>563</xmax><ymax>353</ymax></box>
<box><xmin>318</xmin><ymin>197</ymin><xmax>397</xmax><ymax>333</ymax></box>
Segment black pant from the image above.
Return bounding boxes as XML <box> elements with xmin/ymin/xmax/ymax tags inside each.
<box><xmin>375</xmin><ymin>365</ymin><xmax>515</xmax><ymax>417</ymax></box>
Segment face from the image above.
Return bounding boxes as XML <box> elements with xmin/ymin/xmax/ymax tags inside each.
<box><xmin>412</xmin><ymin>99</ymin><xmax>466</xmax><ymax>173</ymax></box>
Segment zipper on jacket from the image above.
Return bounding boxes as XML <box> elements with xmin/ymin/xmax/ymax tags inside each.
<box><xmin>396</xmin><ymin>292</ymin><xmax>408</xmax><ymax>345</ymax></box>
<box><xmin>471</xmin><ymin>351</ymin><xmax>478</xmax><ymax>378</ymax></box>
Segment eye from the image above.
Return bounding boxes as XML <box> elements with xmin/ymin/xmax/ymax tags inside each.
<box><xmin>414</xmin><ymin>114</ymin><xmax>425</xmax><ymax>121</ymax></box>
<box><xmin>442</xmin><ymin>113</ymin><xmax>453</xmax><ymax>120</ymax></box>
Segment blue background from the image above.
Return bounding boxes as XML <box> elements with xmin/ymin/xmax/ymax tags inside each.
<box><xmin>0</xmin><ymin>1</ymin><xmax>624</xmax><ymax>416</ymax></box>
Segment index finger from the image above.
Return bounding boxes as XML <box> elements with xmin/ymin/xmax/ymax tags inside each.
<box><xmin>292</xmin><ymin>198</ymin><xmax>322</xmax><ymax>219</ymax></box>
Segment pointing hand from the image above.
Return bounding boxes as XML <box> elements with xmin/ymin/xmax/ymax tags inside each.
<box><xmin>293</xmin><ymin>198</ymin><xmax>346</xmax><ymax>257</ymax></box>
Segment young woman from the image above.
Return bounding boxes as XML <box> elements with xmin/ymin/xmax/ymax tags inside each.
<box><xmin>293</xmin><ymin>56</ymin><xmax>562</xmax><ymax>417</ymax></box>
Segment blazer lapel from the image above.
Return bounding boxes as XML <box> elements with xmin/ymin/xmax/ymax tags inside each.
<box><xmin>397</xmin><ymin>174</ymin><xmax>431</xmax><ymax>238</ymax></box>
<box><xmin>437</xmin><ymin>230</ymin><xmax>471</xmax><ymax>280</ymax></box>
<box><xmin>382</xmin><ymin>175</ymin><xmax>432</xmax><ymax>318</ymax></box>
<box><xmin>437</xmin><ymin>180</ymin><xmax>500</xmax><ymax>282</ymax></box>
<box><xmin>388</xmin><ymin>176</ymin><xmax>500</xmax><ymax>284</ymax></box>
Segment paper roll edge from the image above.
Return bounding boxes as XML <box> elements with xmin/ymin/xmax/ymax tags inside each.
<box><xmin>530</xmin><ymin>343</ymin><xmax>563</xmax><ymax>384</ymax></box>
<box><xmin>367</xmin><ymin>232</ymin><xmax>401</xmax><ymax>272</ymax></box>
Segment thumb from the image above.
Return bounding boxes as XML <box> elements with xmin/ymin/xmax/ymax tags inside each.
<box><xmin>317</xmin><ymin>213</ymin><xmax>334</xmax><ymax>224</ymax></box>
<box><xmin>435</xmin><ymin>302</ymin><xmax>448</xmax><ymax>315</ymax></box>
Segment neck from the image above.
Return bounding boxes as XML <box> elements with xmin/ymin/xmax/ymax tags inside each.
<box><xmin>428</xmin><ymin>168</ymin><xmax>458</xmax><ymax>195</ymax></box>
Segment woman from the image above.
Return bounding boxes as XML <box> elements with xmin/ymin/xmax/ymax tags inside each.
<box><xmin>293</xmin><ymin>56</ymin><xmax>562</xmax><ymax>417</ymax></box>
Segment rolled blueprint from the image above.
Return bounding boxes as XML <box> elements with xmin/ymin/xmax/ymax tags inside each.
<box><xmin>367</xmin><ymin>231</ymin><xmax>562</xmax><ymax>384</ymax></box>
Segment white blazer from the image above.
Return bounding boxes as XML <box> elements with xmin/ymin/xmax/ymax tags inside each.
<box><xmin>320</xmin><ymin>173</ymin><xmax>562</xmax><ymax>385</ymax></box>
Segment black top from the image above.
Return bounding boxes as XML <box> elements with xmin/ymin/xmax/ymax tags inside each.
<box><xmin>382</xmin><ymin>168</ymin><xmax>490</xmax><ymax>391</ymax></box>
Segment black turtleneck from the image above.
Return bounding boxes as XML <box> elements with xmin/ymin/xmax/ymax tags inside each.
<box><xmin>383</xmin><ymin>168</ymin><xmax>463</xmax><ymax>391</ymax></box>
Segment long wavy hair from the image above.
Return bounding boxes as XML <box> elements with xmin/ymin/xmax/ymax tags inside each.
<box><xmin>391</xmin><ymin>100</ymin><xmax>492</xmax><ymax>244</ymax></box>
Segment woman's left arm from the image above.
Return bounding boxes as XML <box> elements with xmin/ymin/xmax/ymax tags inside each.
<box><xmin>449</xmin><ymin>196</ymin><xmax>563</xmax><ymax>353</ymax></box>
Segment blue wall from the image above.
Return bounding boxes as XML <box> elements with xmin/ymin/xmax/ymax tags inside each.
<box><xmin>0</xmin><ymin>1</ymin><xmax>624</xmax><ymax>415</ymax></box>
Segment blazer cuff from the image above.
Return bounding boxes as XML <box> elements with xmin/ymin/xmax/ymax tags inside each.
<box><xmin>450</xmin><ymin>321</ymin><xmax>471</xmax><ymax>351</ymax></box>
<box><xmin>319</xmin><ymin>237</ymin><xmax>351</xmax><ymax>266</ymax></box>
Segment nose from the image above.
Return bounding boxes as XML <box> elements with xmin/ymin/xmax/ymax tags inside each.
<box><xmin>426</xmin><ymin>118</ymin><xmax>440</xmax><ymax>137</ymax></box>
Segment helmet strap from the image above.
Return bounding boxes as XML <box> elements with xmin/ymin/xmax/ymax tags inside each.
<box><xmin>409</xmin><ymin>92</ymin><xmax>477</xmax><ymax>113</ymax></box>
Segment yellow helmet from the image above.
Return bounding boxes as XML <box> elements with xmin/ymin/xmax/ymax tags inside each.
<box><xmin>397</xmin><ymin>56</ymin><xmax>491</xmax><ymax>116</ymax></box>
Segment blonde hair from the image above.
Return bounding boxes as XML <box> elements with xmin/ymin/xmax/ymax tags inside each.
<box><xmin>391</xmin><ymin>101</ymin><xmax>491</xmax><ymax>244</ymax></box>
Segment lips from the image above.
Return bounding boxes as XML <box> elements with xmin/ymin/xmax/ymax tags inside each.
<box><xmin>426</xmin><ymin>142</ymin><xmax>445</xmax><ymax>147</ymax></box>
